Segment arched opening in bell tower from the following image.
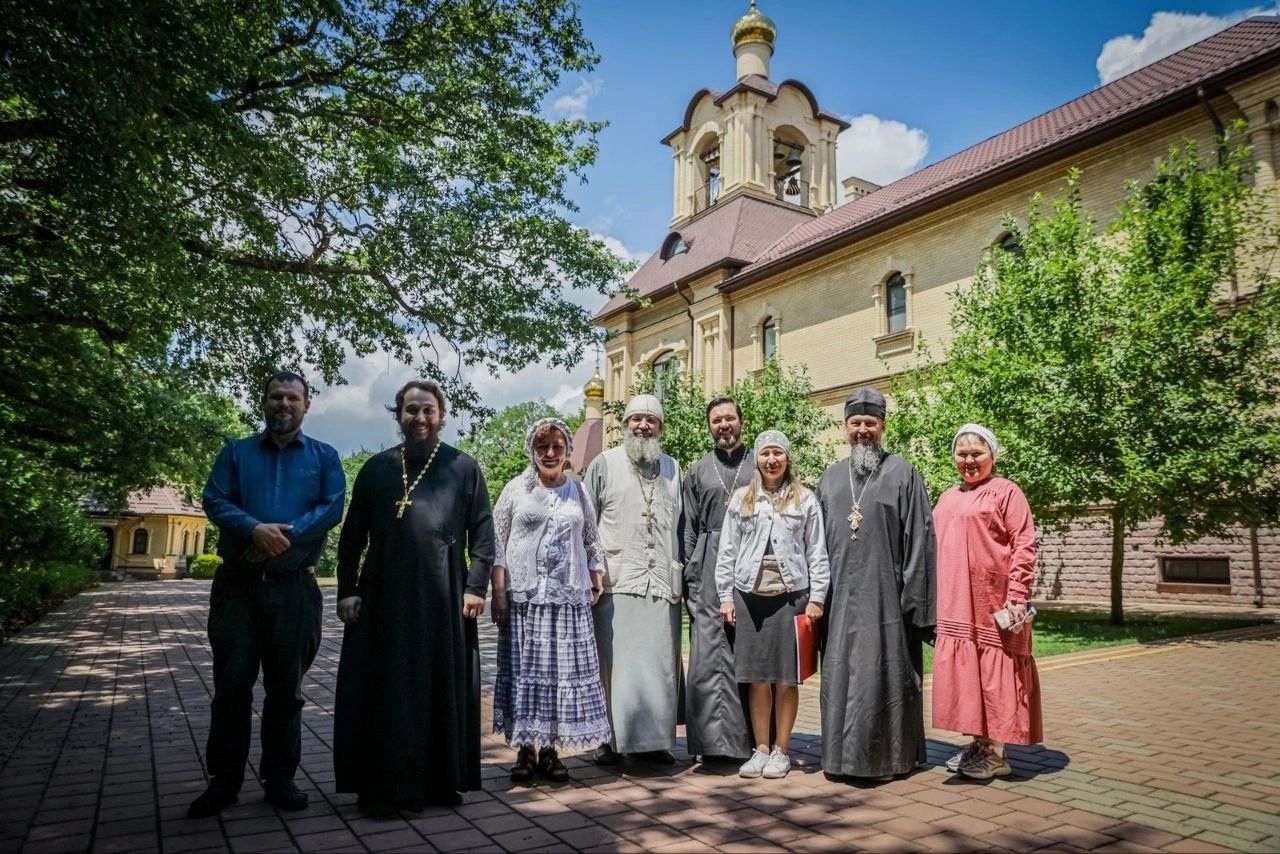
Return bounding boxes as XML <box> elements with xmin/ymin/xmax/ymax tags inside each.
<box><xmin>772</xmin><ymin>125</ymin><xmax>809</xmax><ymax>207</ymax></box>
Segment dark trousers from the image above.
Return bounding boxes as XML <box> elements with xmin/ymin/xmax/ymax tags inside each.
<box><xmin>205</xmin><ymin>567</ymin><xmax>323</xmax><ymax>785</ymax></box>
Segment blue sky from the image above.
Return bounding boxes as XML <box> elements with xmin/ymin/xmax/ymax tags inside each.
<box><xmin>305</xmin><ymin>0</ymin><xmax>1278</xmax><ymax>455</ymax></box>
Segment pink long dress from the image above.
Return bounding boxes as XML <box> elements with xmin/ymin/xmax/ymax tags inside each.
<box><xmin>931</xmin><ymin>476</ymin><xmax>1043</xmax><ymax>745</ymax></box>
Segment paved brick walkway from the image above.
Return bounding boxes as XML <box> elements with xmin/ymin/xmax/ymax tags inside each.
<box><xmin>1</xmin><ymin>583</ymin><xmax>1278</xmax><ymax>853</ymax></box>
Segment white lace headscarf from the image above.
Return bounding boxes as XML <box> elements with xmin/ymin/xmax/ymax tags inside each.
<box><xmin>521</xmin><ymin>417</ymin><xmax>574</xmax><ymax>488</ymax></box>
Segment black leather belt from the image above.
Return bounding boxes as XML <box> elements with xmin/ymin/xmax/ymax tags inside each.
<box><xmin>257</xmin><ymin>566</ymin><xmax>316</xmax><ymax>582</ymax></box>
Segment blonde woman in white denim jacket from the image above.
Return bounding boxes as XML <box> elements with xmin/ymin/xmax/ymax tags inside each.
<box><xmin>715</xmin><ymin>430</ymin><xmax>829</xmax><ymax>779</ymax></box>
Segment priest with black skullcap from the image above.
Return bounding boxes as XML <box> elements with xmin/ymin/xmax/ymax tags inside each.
<box><xmin>815</xmin><ymin>386</ymin><xmax>936</xmax><ymax>781</ymax></box>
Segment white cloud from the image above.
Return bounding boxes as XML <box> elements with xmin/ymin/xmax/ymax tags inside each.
<box><xmin>1096</xmin><ymin>7</ymin><xmax>1279</xmax><ymax>85</ymax></box>
<box><xmin>836</xmin><ymin>114</ymin><xmax>930</xmax><ymax>191</ymax></box>
<box><xmin>552</xmin><ymin>78</ymin><xmax>603</xmax><ymax>120</ymax></box>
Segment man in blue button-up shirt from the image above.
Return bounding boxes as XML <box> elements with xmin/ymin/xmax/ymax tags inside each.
<box><xmin>189</xmin><ymin>371</ymin><xmax>345</xmax><ymax>819</ymax></box>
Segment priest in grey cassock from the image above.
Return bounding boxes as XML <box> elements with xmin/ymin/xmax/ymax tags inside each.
<box><xmin>333</xmin><ymin>379</ymin><xmax>495</xmax><ymax>812</ymax></box>
<box><xmin>816</xmin><ymin>387</ymin><xmax>936</xmax><ymax>780</ymax></box>
<box><xmin>584</xmin><ymin>393</ymin><xmax>684</xmax><ymax>765</ymax></box>
<box><xmin>678</xmin><ymin>396</ymin><xmax>753</xmax><ymax>762</ymax></box>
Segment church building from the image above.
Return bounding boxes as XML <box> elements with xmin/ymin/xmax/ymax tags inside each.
<box><xmin>594</xmin><ymin>3</ymin><xmax>1280</xmax><ymax>607</ymax></box>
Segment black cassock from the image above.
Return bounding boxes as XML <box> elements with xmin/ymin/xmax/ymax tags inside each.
<box><xmin>334</xmin><ymin>443</ymin><xmax>494</xmax><ymax>803</ymax></box>
<box><xmin>816</xmin><ymin>452</ymin><xmax>936</xmax><ymax>778</ymax></box>
<box><xmin>679</xmin><ymin>445</ymin><xmax>753</xmax><ymax>759</ymax></box>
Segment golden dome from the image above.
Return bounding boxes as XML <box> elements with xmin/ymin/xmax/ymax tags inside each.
<box><xmin>584</xmin><ymin>369</ymin><xmax>605</xmax><ymax>398</ymax></box>
<box><xmin>731</xmin><ymin>1</ymin><xmax>776</xmax><ymax>51</ymax></box>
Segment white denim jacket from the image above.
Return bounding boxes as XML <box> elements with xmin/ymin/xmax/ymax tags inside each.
<box><xmin>715</xmin><ymin>485</ymin><xmax>830</xmax><ymax>605</ymax></box>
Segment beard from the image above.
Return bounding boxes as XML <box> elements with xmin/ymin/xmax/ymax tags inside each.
<box><xmin>404</xmin><ymin>430</ymin><xmax>440</xmax><ymax>461</ymax></box>
<box><xmin>266</xmin><ymin>412</ymin><xmax>299</xmax><ymax>435</ymax></box>
<box><xmin>623</xmin><ymin>434</ymin><xmax>661</xmax><ymax>466</ymax></box>
<box><xmin>714</xmin><ymin>430</ymin><xmax>741</xmax><ymax>451</ymax></box>
<box><xmin>849</xmin><ymin>443</ymin><xmax>883</xmax><ymax>478</ymax></box>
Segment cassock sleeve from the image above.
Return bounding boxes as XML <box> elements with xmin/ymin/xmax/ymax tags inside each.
<box><xmin>1002</xmin><ymin>482</ymin><xmax>1038</xmax><ymax>602</ymax></box>
<box><xmin>464</xmin><ymin>463</ymin><xmax>495</xmax><ymax>598</ymax></box>
<box><xmin>678</xmin><ymin>463</ymin><xmax>699</xmax><ymax>574</ymax></box>
<box><xmin>336</xmin><ymin>459</ymin><xmax>374</xmax><ymax>601</ymax></box>
<box><xmin>900</xmin><ymin>467</ymin><xmax>937</xmax><ymax>646</ymax></box>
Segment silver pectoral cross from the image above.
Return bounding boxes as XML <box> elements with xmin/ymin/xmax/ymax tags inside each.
<box><xmin>640</xmin><ymin>506</ymin><xmax>655</xmax><ymax>531</ymax></box>
<box><xmin>395</xmin><ymin>497</ymin><xmax>413</xmax><ymax>519</ymax></box>
<box><xmin>848</xmin><ymin>503</ymin><xmax>863</xmax><ymax>541</ymax></box>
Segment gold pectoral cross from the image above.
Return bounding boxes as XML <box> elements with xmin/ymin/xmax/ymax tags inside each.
<box><xmin>395</xmin><ymin>496</ymin><xmax>413</xmax><ymax>519</ymax></box>
<box><xmin>848</xmin><ymin>503</ymin><xmax>863</xmax><ymax>541</ymax></box>
<box><xmin>640</xmin><ymin>507</ymin><xmax>654</xmax><ymax>531</ymax></box>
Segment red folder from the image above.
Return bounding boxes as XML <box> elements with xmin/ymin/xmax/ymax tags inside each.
<box><xmin>795</xmin><ymin>614</ymin><xmax>818</xmax><ymax>683</ymax></box>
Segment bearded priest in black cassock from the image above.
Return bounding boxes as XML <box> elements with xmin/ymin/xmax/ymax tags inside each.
<box><xmin>333</xmin><ymin>379</ymin><xmax>494</xmax><ymax>811</ymax></box>
<box><xmin>678</xmin><ymin>396</ymin><xmax>753</xmax><ymax>761</ymax></box>
<box><xmin>816</xmin><ymin>387</ymin><xmax>936</xmax><ymax>780</ymax></box>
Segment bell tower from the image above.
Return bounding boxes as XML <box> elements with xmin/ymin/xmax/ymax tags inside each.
<box><xmin>662</xmin><ymin>2</ymin><xmax>848</xmax><ymax>225</ymax></box>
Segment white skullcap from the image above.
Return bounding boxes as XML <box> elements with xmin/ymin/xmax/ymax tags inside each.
<box><xmin>623</xmin><ymin>394</ymin><xmax>664</xmax><ymax>424</ymax></box>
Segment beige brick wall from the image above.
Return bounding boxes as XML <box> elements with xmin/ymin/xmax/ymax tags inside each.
<box><xmin>1036</xmin><ymin>518</ymin><xmax>1280</xmax><ymax>607</ymax></box>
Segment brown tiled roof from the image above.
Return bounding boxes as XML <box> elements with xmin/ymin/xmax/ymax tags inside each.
<box><xmin>83</xmin><ymin>486</ymin><xmax>205</xmax><ymax>518</ymax></box>
<box><xmin>732</xmin><ymin>16</ymin><xmax>1280</xmax><ymax>284</ymax></box>
<box><xmin>595</xmin><ymin>194</ymin><xmax>815</xmax><ymax>320</ymax></box>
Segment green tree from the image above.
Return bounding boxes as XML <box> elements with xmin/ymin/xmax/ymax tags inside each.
<box><xmin>316</xmin><ymin>448</ymin><xmax>377</xmax><ymax>577</ymax></box>
<box><xmin>890</xmin><ymin>136</ymin><xmax>1280</xmax><ymax>624</ymax></box>
<box><xmin>460</xmin><ymin>400</ymin><xmax>582</xmax><ymax>503</ymax></box>
<box><xmin>606</xmin><ymin>361</ymin><xmax>837</xmax><ymax>485</ymax></box>
<box><xmin>1</xmin><ymin>1</ymin><xmax>626</xmax><ymax>564</ymax></box>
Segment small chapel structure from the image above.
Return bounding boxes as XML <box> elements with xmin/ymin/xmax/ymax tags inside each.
<box><xmin>83</xmin><ymin>486</ymin><xmax>208</xmax><ymax>581</ymax></box>
<box><xmin>594</xmin><ymin>3</ymin><xmax>1280</xmax><ymax>607</ymax></box>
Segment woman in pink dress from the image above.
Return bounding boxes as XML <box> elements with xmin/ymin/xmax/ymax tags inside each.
<box><xmin>931</xmin><ymin>423</ymin><xmax>1042</xmax><ymax>779</ymax></box>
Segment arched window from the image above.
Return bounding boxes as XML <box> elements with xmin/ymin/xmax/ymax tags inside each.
<box><xmin>886</xmin><ymin>273</ymin><xmax>908</xmax><ymax>333</ymax></box>
<box><xmin>131</xmin><ymin>528</ymin><xmax>149</xmax><ymax>555</ymax></box>
<box><xmin>182</xmin><ymin>531</ymin><xmax>190</xmax><ymax>555</ymax></box>
<box><xmin>660</xmin><ymin>232</ymin><xmax>689</xmax><ymax>260</ymax></box>
<box><xmin>996</xmin><ymin>230</ymin><xmax>1024</xmax><ymax>257</ymax></box>
<box><xmin>652</xmin><ymin>351</ymin><xmax>680</xmax><ymax>402</ymax></box>
<box><xmin>761</xmin><ymin>316</ymin><xmax>777</xmax><ymax>363</ymax></box>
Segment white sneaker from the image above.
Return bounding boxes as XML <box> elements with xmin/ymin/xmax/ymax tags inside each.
<box><xmin>762</xmin><ymin>748</ymin><xmax>791</xmax><ymax>779</ymax></box>
<box><xmin>738</xmin><ymin>749</ymin><xmax>770</xmax><ymax>778</ymax></box>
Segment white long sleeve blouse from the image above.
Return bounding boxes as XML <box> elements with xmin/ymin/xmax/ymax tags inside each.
<box><xmin>493</xmin><ymin>474</ymin><xmax>603</xmax><ymax>606</ymax></box>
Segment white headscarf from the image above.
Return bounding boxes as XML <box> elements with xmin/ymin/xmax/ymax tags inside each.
<box><xmin>952</xmin><ymin>423</ymin><xmax>1000</xmax><ymax>461</ymax></box>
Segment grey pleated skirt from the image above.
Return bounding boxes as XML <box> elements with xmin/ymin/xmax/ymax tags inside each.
<box><xmin>734</xmin><ymin>587</ymin><xmax>808</xmax><ymax>685</ymax></box>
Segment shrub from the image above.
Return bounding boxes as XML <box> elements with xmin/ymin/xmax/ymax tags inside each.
<box><xmin>0</xmin><ymin>563</ymin><xmax>96</xmax><ymax>643</ymax></box>
<box><xmin>187</xmin><ymin>554</ymin><xmax>222</xmax><ymax>579</ymax></box>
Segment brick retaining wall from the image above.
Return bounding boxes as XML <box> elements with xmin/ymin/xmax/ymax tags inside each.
<box><xmin>1035</xmin><ymin>517</ymin><xmax>1280</xmax><ymax>607</ymax></box>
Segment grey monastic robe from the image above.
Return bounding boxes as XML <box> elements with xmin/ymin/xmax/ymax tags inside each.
<box><xmin>584</xmin><ymin>447</ymin><xmax>683</xmax><ymax>754</ymax></box>
<box><xmin>334</xmin><ymin>443</ymin><xmax>495</xmax><ymax>802</ymax></box>
<box><xmin>816</xmin><ymin>451</ymin><xmax>936</xmax><ymax>778</ymax></box>
<box><xmin>679</xmin><ymin>445</ymin><xmax>753</xmax><ymax>759</ymax></box>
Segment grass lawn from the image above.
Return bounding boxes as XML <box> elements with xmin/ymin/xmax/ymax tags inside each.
<box><xmin>920</xmin><ymin>610</ymin><xmax>1269</xmax><ymax>674</ymax></box>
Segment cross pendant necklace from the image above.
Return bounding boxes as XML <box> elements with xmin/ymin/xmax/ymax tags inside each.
<box><xmin>845</xmin><ymin>457</ymin><xmax>880</xmax><ymax>541</ymax></box>
<box><xmin>713</xmin><ymin>446</ymin><xmax>748</xmax><ymax>507</ymax></box>
<box><xmin>635</xmin><ymin>462</ymin><xmax>659</xmax><ymax>532</ymax></box>
<box><xmin>398</xmin><ymin>440</ymin><xmax>441</xmax><ymax>519</ymax></box>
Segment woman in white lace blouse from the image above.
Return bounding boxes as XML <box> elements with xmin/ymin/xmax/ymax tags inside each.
<box><xmin>491</xmin><ymin>418</ymin><xmax>611</xmax><ymax>784</ymax></box>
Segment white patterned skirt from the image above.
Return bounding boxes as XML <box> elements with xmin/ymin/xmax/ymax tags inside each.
<box><xmin>494</xmin><ymin>599</ymin><xmax>612</xmax><ymax>752</ymax></box>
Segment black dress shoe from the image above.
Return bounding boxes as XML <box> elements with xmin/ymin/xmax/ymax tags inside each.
<box><xmin>187</xmin><ymin>779</ymin><xmax>240</xmax><ymax>818</ymax></box>
<box><xmin>593</xmin><ymin>743</ymin><xmax>622</xmax><ymax>766</ymax></box>
<box><xmin>357</xmin><ymin>793</ymin><xmax>395</xmax><ymax>817</ymax></box>
<box><xmin>263</xmin><ymin>779</ymin><xmax>308</xmax><ymax>811</ymax></box>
